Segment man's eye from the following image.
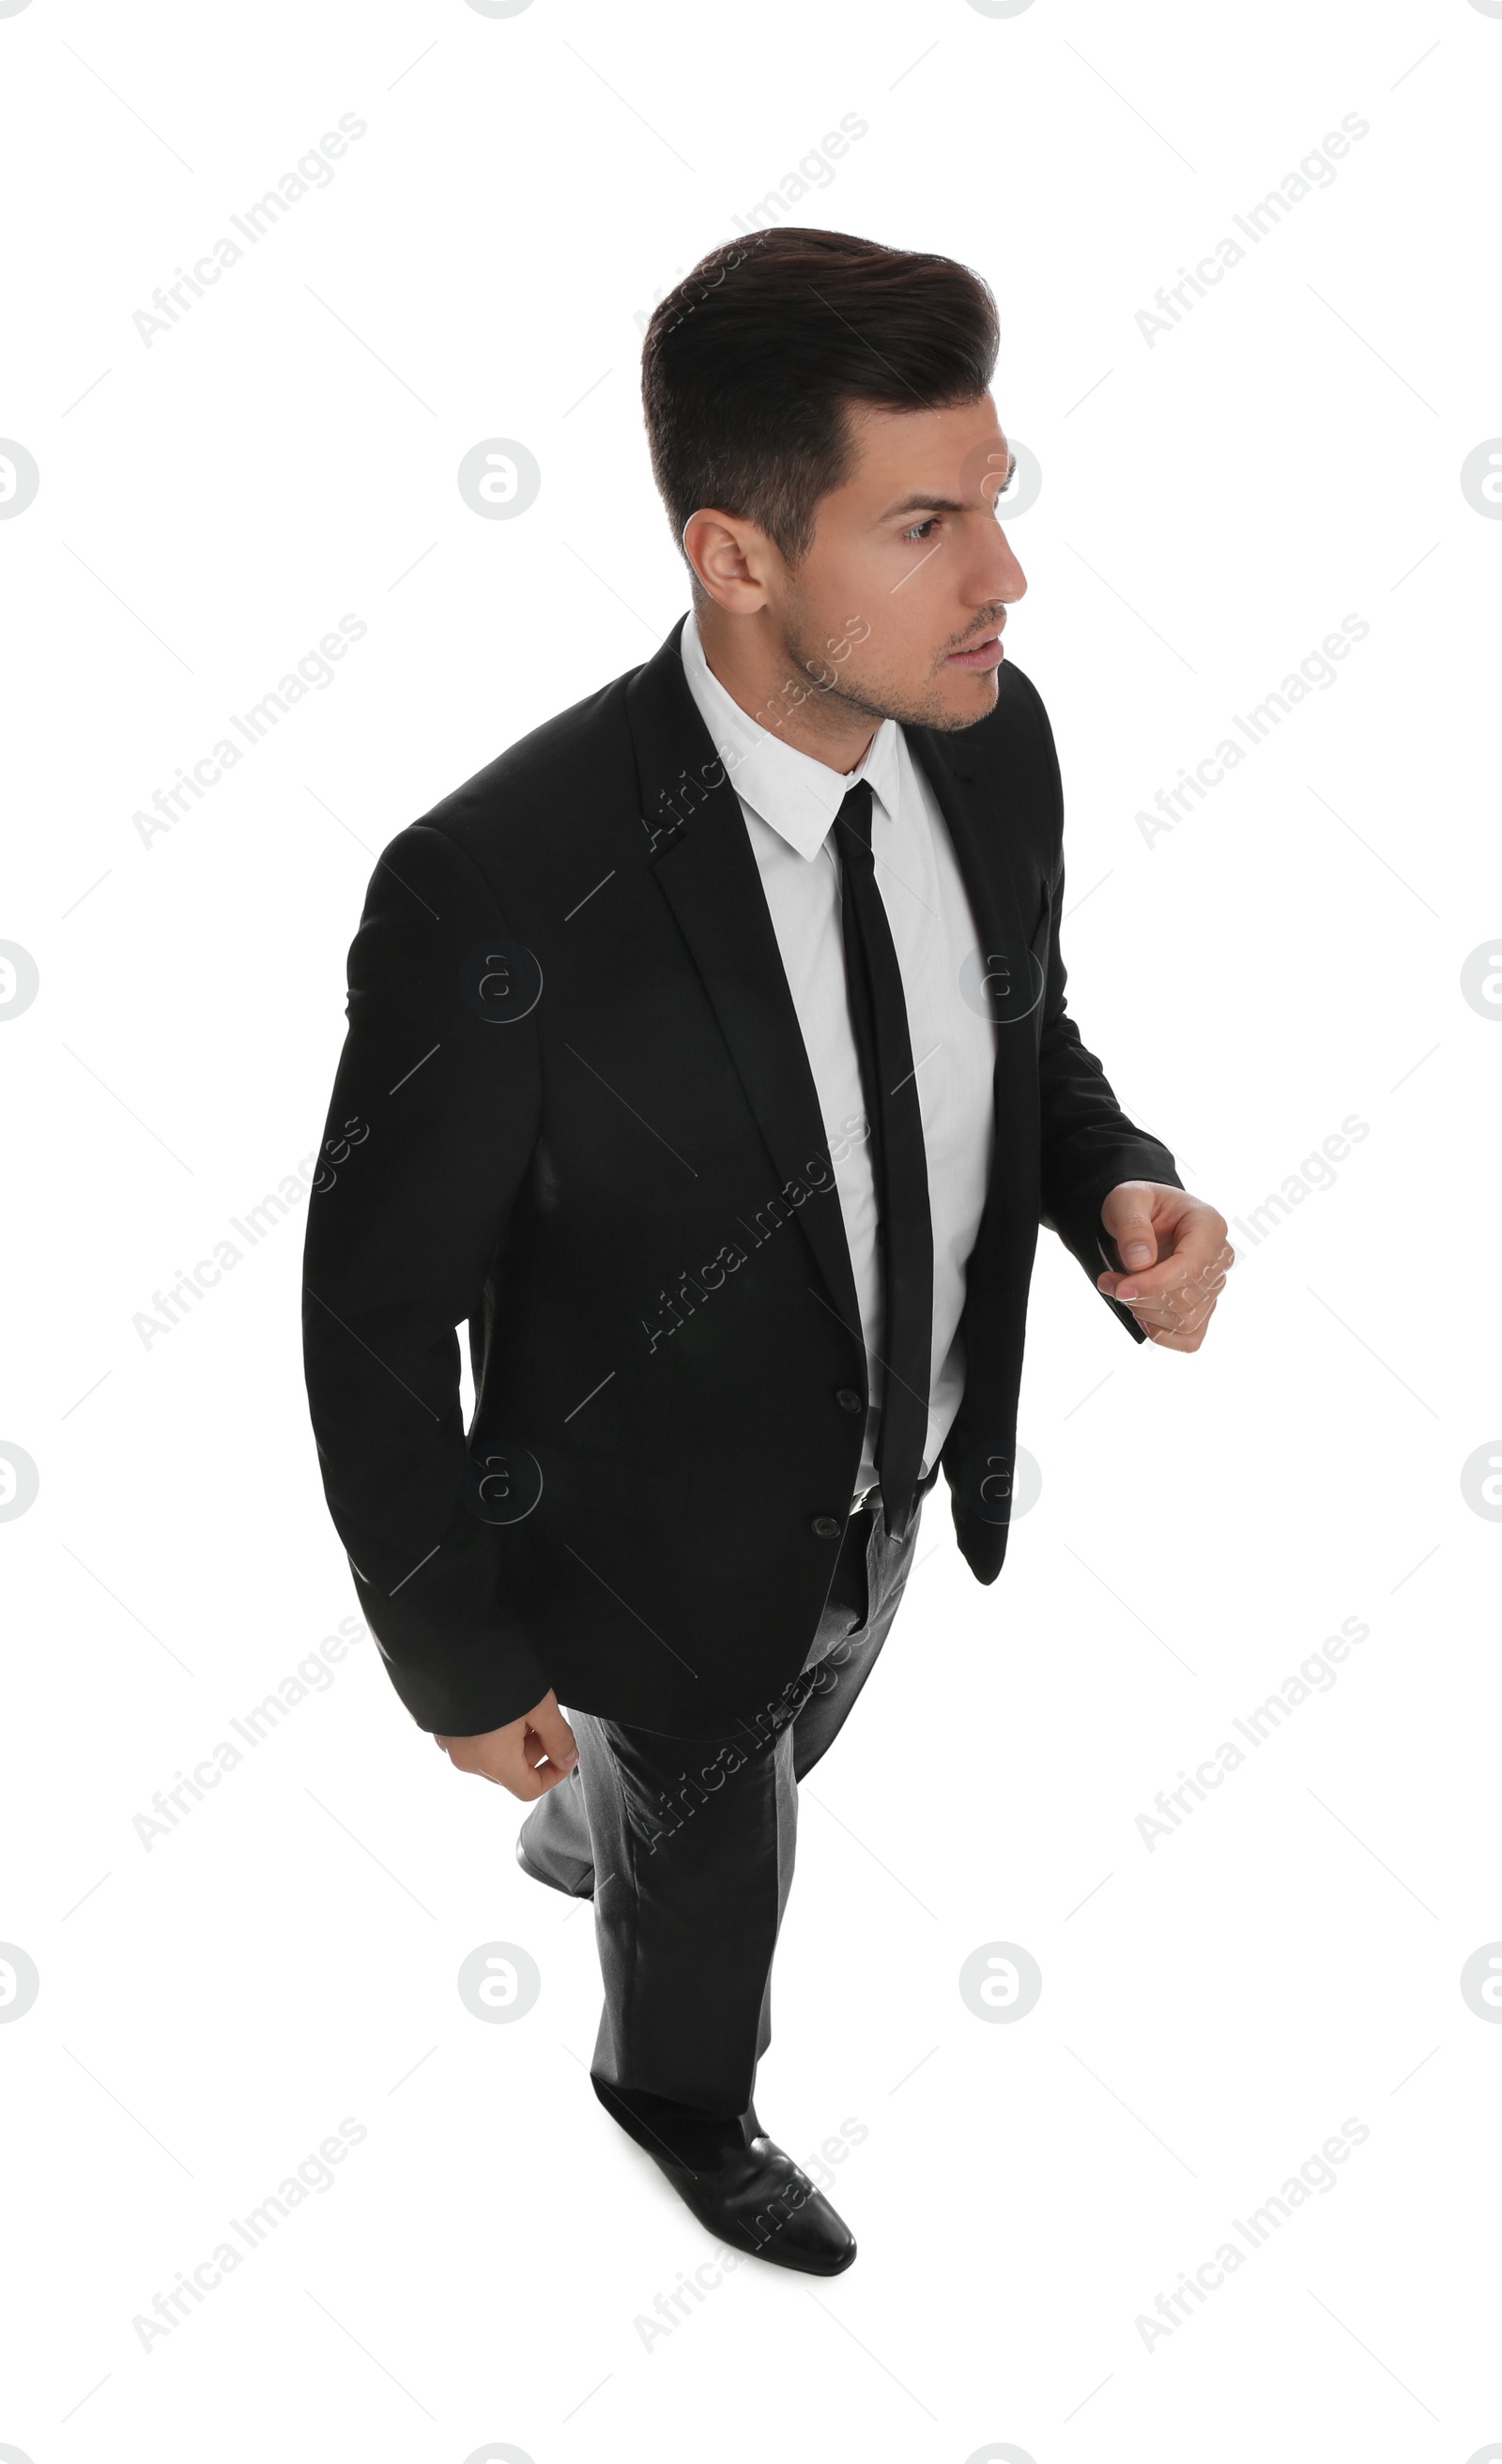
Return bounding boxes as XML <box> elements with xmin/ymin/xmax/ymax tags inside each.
<box><xmin>902</xmin><ymin>516</ymin><xmax>939</xmax><ymax>543</ymax></box>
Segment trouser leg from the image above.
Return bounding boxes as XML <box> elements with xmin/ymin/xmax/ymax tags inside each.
<box><xmin>575</xmin><ymin>1682</ymin><xmax>809</xmax><ymax>2120</ymax></box>
<box><xmin>529</xmin><ymin>1494</ymin><xmax>924</xmax><ymax>2125</ymax></box>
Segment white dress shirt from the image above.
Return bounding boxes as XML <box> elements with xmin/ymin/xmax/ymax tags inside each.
<box><xmin>679</xmin><ymin>608</ymin><xmax>997</xmax><ymax>1495</ymax></box>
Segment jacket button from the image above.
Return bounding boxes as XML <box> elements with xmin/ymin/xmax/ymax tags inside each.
<box><xmin>811</xmin><ymin>1515</ymin><xmax>841</xmax><ymax>1539</ymax></box>
<box><xmin>835</xmin><ymin>1388</ymin><xmax>864</xmax><ymax>1414</ymax></box>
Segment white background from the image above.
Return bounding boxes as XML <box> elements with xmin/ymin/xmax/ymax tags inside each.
<box><xmin>2</xmin><ymin>1</ymin><xmax>1499</xmax><ymax>2457</ymax></box>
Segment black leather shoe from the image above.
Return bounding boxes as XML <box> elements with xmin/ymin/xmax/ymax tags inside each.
<box><xmin>594</xmin><ymin>2078</ymin><xmax>856</xmax><ymax>2275</ymax></box>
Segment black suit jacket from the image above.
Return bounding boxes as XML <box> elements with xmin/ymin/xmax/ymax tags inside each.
<box><xmin>300</xmin><ymin>616</ymin><xmax>1182</xmax><ymax>1741</ymax></box>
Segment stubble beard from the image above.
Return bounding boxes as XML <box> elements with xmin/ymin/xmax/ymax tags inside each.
<box><xmin>779</xmin><ymin>599</ymin><xmax>1002</xmax><ymax>739</ymax></box>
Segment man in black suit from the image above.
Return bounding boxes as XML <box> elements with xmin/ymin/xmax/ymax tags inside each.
<box><xmin>301</xmin><ymin>227</ymin><xmax>1232</xmax><ymax>2275</ymax></box>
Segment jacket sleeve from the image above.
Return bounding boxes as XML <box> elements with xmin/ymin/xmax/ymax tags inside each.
<box><xmin>1024</xmin><ymin>685</ymin><xmax>1186</xmax><ymax>1342</ymax></box>
<box><xmin>300</xmin><ymin>819</ymin><xmax>549</xmax><ymax>1735</ymax></box>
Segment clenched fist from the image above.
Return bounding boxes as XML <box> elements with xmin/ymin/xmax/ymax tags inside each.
<box><xmin>435</xmin><ymin>1690</ymin><xmax>578</xmax><ymax>1800</ymax></box>
<box><xmin>1096</xmin><ymin>1181</ymin><xmax>1234</xmax><ymax>1353</ymax></box>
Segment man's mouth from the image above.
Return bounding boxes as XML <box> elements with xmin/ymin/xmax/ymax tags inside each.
<box><xmin>944</xmin><ymin>626</ymin><xmax>1006</xmax><ymax>671</ymax></box>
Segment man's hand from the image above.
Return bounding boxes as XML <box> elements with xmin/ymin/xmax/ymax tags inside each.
<box><xmin>1096</xmin><ymin>1181</ymin><xmax>1234</xmax><ymax>1353</ymax></box>
<box><xmin>435</xmin><ymin>1690</ymin><xmax>578</xmax><ymax>1799</ymax></box>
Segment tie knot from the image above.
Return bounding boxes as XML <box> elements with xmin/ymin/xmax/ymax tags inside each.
<box><xmin>835</xmin><ymin>777</ymin><xmax>874</xmax><ymax>861</ymax></box>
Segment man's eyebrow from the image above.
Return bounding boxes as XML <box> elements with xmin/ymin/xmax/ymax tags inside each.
<box><xmin>881</xmin><ymin>494</ymin><xmax>968</xmax><ymax>520</ymax></box>
<box><xmin>879</xmin><ymin>452</ymin><xmax>1017</xmax><ymax>523</ymax></box>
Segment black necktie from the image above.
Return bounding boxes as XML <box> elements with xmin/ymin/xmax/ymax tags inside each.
<box><xmin>833</xmin><ymin>778</ymin><xmax>934</xmax><ymax>1542</ymax></box>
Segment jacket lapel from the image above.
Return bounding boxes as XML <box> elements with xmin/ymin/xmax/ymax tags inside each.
<box><xmin>625</xmin><ymin>620</ymin><xmax>865</xmax><ymax>1340</ymax></box>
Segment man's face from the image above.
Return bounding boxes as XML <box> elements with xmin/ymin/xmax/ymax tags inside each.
<box><xmin>775</xmin><ymin>391</ymin><xmax>1027</xmax><ymax>732</ymax></box>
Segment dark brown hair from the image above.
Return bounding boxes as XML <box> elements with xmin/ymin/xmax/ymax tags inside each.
<box><xmin>640</xmin><ymin>227</ymin><xmax>999</xmax><ymax>573</ymax></box>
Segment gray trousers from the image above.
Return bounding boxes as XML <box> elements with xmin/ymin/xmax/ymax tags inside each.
<box><xmin>518</xmin><ymin>1494</ymin><xmax>924</xmax><ymax>2119</ymax></box>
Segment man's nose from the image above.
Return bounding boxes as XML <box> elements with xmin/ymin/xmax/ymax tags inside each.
<box><xmin>971</xmin><ymin>527</ymin><xmax>1027</xmax><ymax>607</ymax></box>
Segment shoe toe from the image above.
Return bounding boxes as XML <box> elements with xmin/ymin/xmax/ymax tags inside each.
<box><xmin>604</xmin><ymin>2104</ymin><xmax>861</xmax><ymax>2277</ymax></box>
<box><xmin>758</xmin><ymin>2191</ymin><xmax>856</xmax><ymax>2274</ymax></box>
<box><xmin>728</xmin><ymin>2138</ymin><xmax>857</xmax><ymax>2275</ymax></box>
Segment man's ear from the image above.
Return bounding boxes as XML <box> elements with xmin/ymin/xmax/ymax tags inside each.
<box><xmin>682</xmin><ymin>505</ymin><xmax>786</xmax><ymax>615</ymax></box>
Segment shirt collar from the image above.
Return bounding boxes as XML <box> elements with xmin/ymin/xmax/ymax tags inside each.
<box><xmin>680</xmin><ymin>605</ymin><xmax>904</xmax><ymax>862</ymax></box>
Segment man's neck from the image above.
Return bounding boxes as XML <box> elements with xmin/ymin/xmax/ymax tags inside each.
<box><xmin>693</xmin><ymin>598</ymin><xmax>878</xmax><ymax>776</ymax></box>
